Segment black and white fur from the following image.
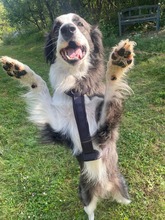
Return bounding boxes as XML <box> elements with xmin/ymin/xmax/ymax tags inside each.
<box><xmin>1</xmin><ymin>13</ymin><xmax>136</xmax><ymax>220</ymax></box>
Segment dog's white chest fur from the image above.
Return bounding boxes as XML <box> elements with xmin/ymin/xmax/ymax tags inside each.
<box><xmin>51</xmin><ymin>89</ymin><xmax>100</xmax><ymax>155</ymax></box>
<box><xmin>49</xmin><ymin>62</ymin><xmax>102</xmax><ymax>154</ymax></box>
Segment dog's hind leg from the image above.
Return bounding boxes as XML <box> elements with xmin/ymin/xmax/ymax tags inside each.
<box><xmin>110</xmin><ymin>172</ymin><xmax>131</xmax><ymax>205</ymax></box>
<box><xmin>84</xmin><ymin>196</ymin><xmax>98</xmax><ymax>220</ymax></box>
<box><xmin>0</xmin><ymin>56</ymin><xmax>55</xmax><ymax>127</ymax></box>
<box><xmin>79</xmin><ymin>172</ymin><xmax>98</xmax><ymax>220</ymax></box>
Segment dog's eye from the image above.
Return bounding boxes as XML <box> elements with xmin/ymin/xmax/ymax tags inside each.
<box><xmin>77</xmin><ymin>22</ymin><xmax>83</xmax><ymax>27</ymax></box>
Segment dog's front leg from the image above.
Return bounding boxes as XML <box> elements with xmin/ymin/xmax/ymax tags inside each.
<box><xmin>0</xmin><ymin>56</ymin><xmax>54</xmax><ymax>127</ymax></box>
<box><xmin>1</xmin><ymin>56</ymin><xmax>47</xmax><ymax>90</ymax></box>
<box><xmin>98</xmin><ymin>39</ymin><xmax>136</xmax><ymax>132</ymax></box>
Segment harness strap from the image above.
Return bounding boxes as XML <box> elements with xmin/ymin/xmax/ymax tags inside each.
<box><xmin>66</xmin><ymin>90</ymin><xmax>100</xmax><ymax>161</ymax></box>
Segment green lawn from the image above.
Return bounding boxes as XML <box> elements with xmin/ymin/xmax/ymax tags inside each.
<box><xmin>0</xmin><ymin>32</ymin><xmax>165</xmax><ymax>220</ymax></box>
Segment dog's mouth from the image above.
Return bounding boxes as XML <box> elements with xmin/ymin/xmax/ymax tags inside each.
<box><xmin>60</xmin><ymin>41</ymin><xmax>86</xmax><ymax>64</ymax></box>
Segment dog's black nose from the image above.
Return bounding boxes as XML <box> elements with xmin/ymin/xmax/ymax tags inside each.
<box><xmin>61</xmin><ymin>23</ymin><xmax>76</xmax><ymax>41</ymax></box>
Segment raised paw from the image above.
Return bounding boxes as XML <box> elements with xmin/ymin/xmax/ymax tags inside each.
<box><xmin>0</xmin><ymin>56</ymin><xmax>27</xmax><ymax>78</ymax></box>
<box><xmin>111</xmin><ymin>39</ymin><xmax>136</xmax><ymax>68</ymax></box>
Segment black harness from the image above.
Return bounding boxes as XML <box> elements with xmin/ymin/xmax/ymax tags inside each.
<box><xmin>66</xmin><ymin>90</ymin><xmax>100</xmax><ymax>162</ymax></box>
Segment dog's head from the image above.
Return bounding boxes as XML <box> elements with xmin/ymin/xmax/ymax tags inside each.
<box><xmin>45</xmin><ymin>13</ymin><xmax>103</xmax><ymax>66</ymax></box>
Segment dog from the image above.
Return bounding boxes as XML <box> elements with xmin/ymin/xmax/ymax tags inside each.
<box><xmin>1</xmin><ymin>13</ymin><xmax>136</xmax><ymax>220</ymax></box>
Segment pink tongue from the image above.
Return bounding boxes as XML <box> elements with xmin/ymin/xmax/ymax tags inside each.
<box><xmin>67</xmin><ymin>48</ymin><xmax>82</xmax><ymax>59</ymax></box>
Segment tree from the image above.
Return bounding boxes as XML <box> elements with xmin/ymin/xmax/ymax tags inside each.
<box><xmin>1</xmin><ymin>0</ymin><xmax>163</xmax><ymax>34</ymax></box>
<box><xmin>0</xmin><ymin>2</ymin><xmax>14</xmax><ymax>39</ymax></box>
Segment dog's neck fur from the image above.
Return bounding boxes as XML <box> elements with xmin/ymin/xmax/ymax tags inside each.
<box><xmin>49</xmin><ymin>55</ymin><xmax>92</xmax><ymax>93</ymax></box>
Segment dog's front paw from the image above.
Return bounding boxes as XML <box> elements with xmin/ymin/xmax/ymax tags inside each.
<box><xmin>110</xmin><ymin>39</ymin><xmax>136</xmax><ymax>68</ymax></box>
<box><xmin>106</xmin><ymin>39</ymin><xmax>136</xmax><ymax>81</ymax></box>
<box><xmin>0</xmin><ymin>56</ymin><xmax>27</xmax><ymax>78</ymax></box>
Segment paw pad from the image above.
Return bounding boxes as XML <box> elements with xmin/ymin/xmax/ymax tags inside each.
<box><xmin>3</xmin><ymin>62</ymin><xmax>13</xmax><ymax>71</ymax></box>
<box><xmin>13</xmin><ymin>70</ymin><xmax>27</xmax><ymax>78</ymax></box>
<box><xmin>117</xmin><ymin>48</ymin><xmax>125</xmax><ymax>57</ymax></box>
<box><xmin>1</xmin><ymin>56</ymin><xmax>27</xmax><ymax>78</ymax></box>
<box><xmin>111</xmin><ymin>40</ymin><xmax>136</xmax><ymax>68</ymax></box>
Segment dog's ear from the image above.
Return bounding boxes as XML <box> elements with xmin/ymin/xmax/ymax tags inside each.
<box><xmin>44</xmin><ymin>32</ymin><xmax>56</xmax><ymax>64</ymax></box>
<box><xmin>44</xmin><ymin>21</ymin><xmax>62</xmax><ymax>64</ymax></box>
<box><xmin>90</xmin><ymin>26</ymin><xmax>103</xmax><ymax>55</ymax></box>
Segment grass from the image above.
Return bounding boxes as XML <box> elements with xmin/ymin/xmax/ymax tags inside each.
<box><xmin>0</xmin><ymin>31</ymin><xmax>165</xmax><ymax>220</ymax></box>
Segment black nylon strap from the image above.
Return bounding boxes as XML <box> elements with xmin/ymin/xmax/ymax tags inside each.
<box><xmin>66</xmin><ymin>90</ymin><xmax>100</xmax><ymax>161</ymax></box>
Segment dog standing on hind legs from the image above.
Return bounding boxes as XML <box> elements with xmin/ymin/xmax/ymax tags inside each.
<box><xmin>0</xmin><ymin>13</ymin><xmax>136</xmax><ymax>220</ymax></box>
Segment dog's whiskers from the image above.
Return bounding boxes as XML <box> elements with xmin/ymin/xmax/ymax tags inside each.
<box><xmin>44</xmin><ymin>36</ymin><xmax>58</xmax><ymax>48</ymax></box>
<box><xmin>45</xmin><ymin>44</ymin><xmax>56</xmax><ymax>59</ymax></box>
